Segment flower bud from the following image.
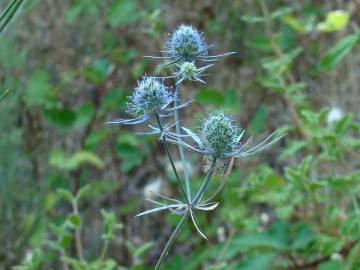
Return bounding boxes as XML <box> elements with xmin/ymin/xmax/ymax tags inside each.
<box><xmin>166</xmin><ymin>25</ymin><xmax>208</xmax><ymax>61</ymax></box>
<box><xmin>127</xmin><ymin>76</ymin><xmax>174</xmax><ymax>115</ymax></box>
<box><xmin>180</xmin><ymin>61</ymin><xmax>198</xmax><ymax>79</ymax></box>
<box><xmin>201</xmin><ymin>112</ymin><xmax>237</xmax><ymax>158</ymax></box>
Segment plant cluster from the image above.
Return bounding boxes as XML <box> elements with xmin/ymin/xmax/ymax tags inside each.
<box><xmin>4</xmin><ymin>1</ymin><xmax>360</xmax><ymax>270</ymax></box>
<box><xmin>108</xmin><ymin>24</ymin><xmax>284</xmax><ymax>269</ymax></box>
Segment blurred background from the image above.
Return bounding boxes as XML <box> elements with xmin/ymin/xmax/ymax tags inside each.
<box><xmin>1</xmin><ymin>0</ymin><xmax>360</xmax><ymax>269</ymax></box>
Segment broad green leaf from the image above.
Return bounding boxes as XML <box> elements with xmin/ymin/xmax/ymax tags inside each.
<box><xmin>44</xmin><ymin>107</ymin><xmax>77</xmax><ymax>129</ymax></box>
<box><xmin>83</xmin><ymin>58</ymin><xmax>112</xmax><ymax>84</ymax></box>
<box><xmin>56</xmin><ymin>188</ymin><xmax>74</xmax><ymax>204</ymax></box>
<box><xmin>334</xmin><ymin>114</ymin><xmax>352</xmax><ymax>135</ymax></box>
<box><xmin>225</xmin><ymin>222</ymin><xmax>289</xmax><ymax>258</ymax></box>
<box><xmin>50</xmin><ymin>149</ymin><xmax>104</xmax><ymax>171</ymax></box>
<box><xmin>282</xmin><ymin>15</ymin><xmax>305</xmax><ymax>33</ymax></box>
<box><xmin>195</xmin><ymin>88</ymin><xmax>225</xmax><ymax>106</ymax></box>
<box><xmin>246</xmin><ymin>35</ymin><xmax>272</xmax><ymax>51</ymax></box>
<box><xmin>317</xmin><ymin>260</ymin><xmax>342</xmax><ymax>270</ymax></box>
<box><xmin>107</xmin><ymin>0</ymin><xmax>138</xmax><ymax>28</ymax></box>
<box><xmin>250</xmin><ymin>104</ymin><xmax>267</xmax><ymax>133</ymax></box>
<box><xmin>279</xmin><ymin>140</ymin><xmax>307</xmax><ymax>160</ymax></box>
<box><xmin>64</xmin><ymin>4</ymin><xmax>83</xmax><ymax>24</ymax></box>
<box><xmin>116</xmin><ymin>133</ymin><xmax>149</xmax><ymax>172</ymax></box>
<box><xmin>74</xmin><ymin>103</ymin><xmax>94</xmax><ymax>127</ymax></box>
<box><xmin>76</xmin><ymin>184</ymin><xmax>92</xmax><ymax>202</ymax></box>
<box><xmin>241</xmin><ymin>7</ymin><xmax>292</xmax><ymax>24</ymax></box>
<box><xmin>237</xmin><ymin>253</ymin><xmax>276</xmax><ymax>270</ymax></box>
<box><xmin>67</xmin><ymin>213</ymin><xmax>81</xmax><ymax>228</ymax></box>
<box><xmin>291</xmin><ymin>224</ymin><xmax>315</xmax><ymax>250</ymax></box>
<box><xmin>317</xmin><ymin>10</ymin><xmax>350</xmax><ymax>32</ymax></box>
<box><xmin>241</xmin><ymin>15</ymin><xmax>264</xmax><ymax>23</ymax></box>
<box><xmin>318</xmin><ymin>33</ymin><xmax>359</xmax><ymax>71</ymax></box>
<box><xmin>224</xmin><ymin>88</ymin><xmax>240</xmax><ymax>112</ymax></box>
<box><xmin>24</xmin><ymin>70</ymin><xmax>52</xmax><ymax>106</ymax></box>
<box><xmin>262</xmin><ymin>47</ymin><xmax>302</xmax><ymax>75</ymax></box>
<box><xmin>270</xmin><ymin>7</ymin><xmax>293</xmax><ymax>19</ymax></box>
<box><xmin>60</xmin><ymin>233</ymin><xmax>72</xmax><ymax>248</ymax></box>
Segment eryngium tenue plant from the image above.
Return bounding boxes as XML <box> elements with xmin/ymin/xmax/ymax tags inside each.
<box><xmin>108</xmin><ymin>24</ymin><xmax>285</xmax><ymax>269</ymax></box>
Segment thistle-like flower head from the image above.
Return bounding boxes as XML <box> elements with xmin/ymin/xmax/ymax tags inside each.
<box><xmin>201</xmin><ymin>112</ymin><xmax>238</xmax><ymax>158</ymax></box>
<box><xmin>166</xmin><ymin>24</ymin><xmax>208</xmax><ymax>61</ymax></box>
<box><xmin>127</xmin><ymin>76</ymin><xmax>175</xmax><ymax>116</ymax></box>
<box><xmin>166</xmin><ymin>113</ymin><xmax>285</xmax><ymax>160</ymax></box>
<box><xmin>180</xmin><ymin>61</ymin><xmax>198</xmax><ymax>78</ymax></box>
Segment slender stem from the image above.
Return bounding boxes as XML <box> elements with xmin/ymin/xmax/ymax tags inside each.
<box><xmin>72</xmin><ymin>200</ymin><xmax>85</xmax><ymax>263</ymax></box>
<box><xmin>192</xmin><ymin>156</ymin><xmax>217</xmax><ymax>205</ymax></box>
<box><xmin>99</xmin><ymin>239</ymin><xmax>109</xmax><ymax>262</ymax></box>
<box><xmin>155</xmin><ymin>210</ymin><xmax>190</xmax><ymax>270</ymax></box>
<box><xmin>174</xmin><ymin>83</ymin><xmax>192</xmax><ymax>201</ymax></box>
<box><xmin>155</xmin><ymin>113</ymin><xmax>190</xmax><ymax>206</ymax></box>
<box><xmin>351</xmin><ymin>196</ymin><xmax>360</xmax><ymax>229</ymax></box>
<box><xmin>61</xmin><ymin>251</ymin><xmax>70</xmax><ymax>270</ymax></box>
<box><xmin>0</xmin><ymin>0</ymin><xmax>19</xmax><ymax>23</ymax></box>
<box><xmin>0</xmin><ymin>89</ymin><xmax>11</xmax><ymax>103</ymax></box>
<box><xmin>215</xmin><ymin>227</ymin><xmax>235</xmax><ymax>265</ymax></box>
<box><xmin>0</xmin><ymin>0</ymin><xmax>24</xmax><ymax>34</ymax></box>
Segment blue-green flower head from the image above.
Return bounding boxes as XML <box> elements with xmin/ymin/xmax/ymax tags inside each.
<box><xmin>180</xmin><ymin>61</ymin><xmax>197</xmax><ymax>78</ymax></box>
<box><xmin>166</xmin><ymin>25</ymin><xmax>208</xmax><ymax>61</ymax></box>
<box><xmin>127</xmin><ymin>76</ymin><xmax>175</xmax><ymax>116</ymax></box>
<box><xmin>201</xmin><ymin>112</ymin><xmax>238</xmax><ymax>158</ymax></box>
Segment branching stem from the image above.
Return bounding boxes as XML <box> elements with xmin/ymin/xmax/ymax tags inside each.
<box><xmin>155</xmin><ymin>211</ymin><xmax>190</xmax><ymax>270</ymax></box>
<box><xmin>192</xmin><ymin>156</ymin><xmax>216</xmax><ymax>205</ymax></box>
<box><xmin>155</xmin><ymin>113</ymin><xmax>190</xmax><ymax>206</ymax></box>
<box><xmin>72</xmin><ymin>200</ymin><xmax>85</xmax><ymax>263</ymax></box>
<box><xmin>174</xmin><ymin>83</ymin><xmax>192</xmax><ymax>202</ymax></box>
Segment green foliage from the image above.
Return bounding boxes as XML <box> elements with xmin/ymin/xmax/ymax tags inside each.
<box><xmin>50</xmin><ymin>149</ymin><xmax>104</xmax><ymax>171</ymax></box>
<box><xmin>317</xmin><ymin>10</ymin><xmax>350</xmax><ymax>32</ymax></box>
<box><xmin>318</xmin><ymin>32</ymin><xmax>360</xmax><ymax>71</ymax></box>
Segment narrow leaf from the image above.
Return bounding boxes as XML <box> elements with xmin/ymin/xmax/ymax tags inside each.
<box><xmin>318</xmin><ymin>33</ymin><xmax>359</xmax><ymax>71</ymax></box>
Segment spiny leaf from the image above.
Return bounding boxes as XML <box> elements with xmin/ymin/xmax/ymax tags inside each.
<box><xmin>0</xmin><ymin>0</ymin><xmax>24</xmax><ymax>34</ymax></box>
<box><xmin>0</xmin><ymin>89</ymin><xmax>11</xmax><ymax>103</ymax></box>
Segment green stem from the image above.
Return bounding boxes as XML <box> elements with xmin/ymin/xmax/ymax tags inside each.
<box><xmin>0</xmin><ymin>89</ymin><xmax>11</xmax><ymax>103</ymax></box>
<box><xmin>0</xmin><ymin>0</ymin><xmax>24</xmax><ymax>34</ymax></box>
<box><xmin>155</xmin><ymin>113</ymin><xmax>190</xmax><ymax>206</ymax></box>
<box><xmin>174</xmin><ymin>83</ymin><xmax>192</xmax><ymax>202</ymax></box>
<box><xmin>99</xmin><ymin>238</ymin><xmax>109</xmax><ymax>262</ymax></box>
<box><xmin>155</xmin><ymin>211</ymin><xmax>190</xmax><ymax>270</ymax></box>
<box><xmin>72</xmin><ymin>200</ymin><xmax>85</xmax><ymax>263</ymax></box>
<box><xmin>192</xmin><ymin>156</ymin><xmax>216</xmax><ymax>205</ymax></box>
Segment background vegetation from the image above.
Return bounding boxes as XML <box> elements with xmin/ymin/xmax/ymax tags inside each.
<box><xmin>1</xmin><ymin>0</ymin><xmax>360</xmax><ymax>269</ymax></box>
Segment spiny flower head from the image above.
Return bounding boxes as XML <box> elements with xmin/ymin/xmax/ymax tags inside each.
<box><xmin>180</xmin><ymin>61</ymin><xmax>197</xmax><ymax>78</ymax></box>
<box><xmin>201</xmin><ymin>112</ymin><xmax>238</xmax><ymax>158</ymax></box>
<box><xmin>127</xmin><ymin>76</ymin><xmax>175</xmax><ymax>116</ymax></box>
<box><xmin>166</xmin><ymin>24</ymin><xmax>208</xmax><ymax>61</ymax></box>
